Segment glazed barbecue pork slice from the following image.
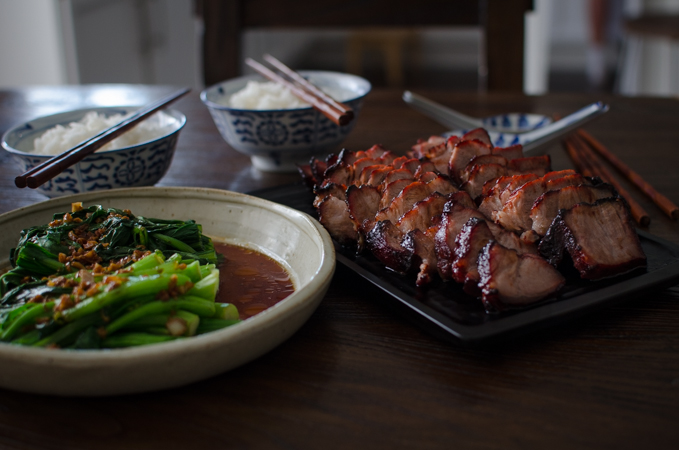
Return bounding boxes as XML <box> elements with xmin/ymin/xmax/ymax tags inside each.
<box><xmin>460</xmin><ymin>154</ymin><xmax>508</xmax><ymax>183</ymax></box>
<box><xmin>409</xmin><ymin>135</ymin><xmax>449</xmax><ymax>159</ymax></box>
<box><xmin>365</xmin><ymin>220</ymin><xmax>413</xmax><ymax>274</ymax></box>
<box><xmin>396</xmin><ymin>192</ymin><xmax>451</xmax><ymax>234</ymax></box>
<box><xmin>538</xmin><ymin>198</ymin><xmax>647</xmax><ymax>280</ymax></box>
<box><xmin>381</xmin><ymin>167</ymin><xmax>414</xmax><ymax>186</ymax></box>
<box><xmin>478</xmin><ymin>241</ymin><xmax>566</xmax><ymax>311</ymax></box>
<box><xmin>491</xmin><ymin>144</ymin><xmax>524</xmax><ymax>160</ymax></box>
<box><xmin>461</xmin><ymin>163</ymin><xmax>508</xmax><ymax>199</ymax></box>
<box><xmin>434</xmin><ymin>203</ymin><xmax>487</xmax><ymax>280</ymax></box>
<box><xmin>461</xmin><ymin>128</ymin><xmax>493</xmax><ymax>147</ymax></box>
<box><xmin>507</xmin><ymin>155</ymin><xmax>551</xmax><ymax>177</ymax></box>
<box><xmin>451</xmin><ymin>218</ymin><xmax>495</xmax><ymax>293</ymax></box>
<box><xmin>494</xmin><ymin>172</ymin><xmax>591</xmax><ymax>233</ymax></box>
<box><xmin>313</xmin><ymin>183</ymin><xmax>346</xmax><ymax>209</ymax></box>
<box><xmin>317</xmin><ymin>195</ymin><xmax>358</xmax><ymax>246</ymax></box>
<box><xmin>448</xmin><ymin>139</ymin><xmax>492</xmax><ymax>182</ymax></box>
<box><xmin>380</xmin><ymin>178</ymin><xmax>415</xmax><ymax>210</ymax></box>
<box><xmin>373</xmin><ymin>177</ymin><xmax>457</xmax><ymax>227</ymax></box>
<box><xmin>402</xmin><ymin>228</ymin><xmax>439</xmax><ymax>286</ymax></box>
<box><xmin>530</xmin><ymin>183</ymin><xmax>617</xmax><ymax>236</ymax></box>
<box><xmin>346</xmin><ymin>185</ymin><xmax>381</xmax><ymax>234</ymax></box>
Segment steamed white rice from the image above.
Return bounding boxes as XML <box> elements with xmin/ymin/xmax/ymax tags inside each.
<box><xmin>226</xmin><ymin>81</ymin><xmax>351</xmax><ymax>110</ymax></box>
<box><xmin>31</xmin><ymin>110</ymin><xmax>178</xmax><ymax>156</ymax></box>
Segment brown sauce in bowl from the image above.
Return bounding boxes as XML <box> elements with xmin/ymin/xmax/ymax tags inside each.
<box><xmin>214</xmin><ymin>242</ymin><xmax>294</xmax><ymax>319</ymax></box>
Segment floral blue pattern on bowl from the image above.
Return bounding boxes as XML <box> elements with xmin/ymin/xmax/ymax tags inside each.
<box><xmin>445</xmin><ymin>113</ymin><xmax>553</xmax><ymax>148</ymax></box>
<box><xmin>201</xmin><ymin>71</ymin><xmax>371</xmax><ymax>172</ymax></box>
<box><xmin>2</xmin><ymin>107</ymin><xmax>185</xmax><ymax>198</ymax></box>
<box><xmin>480</xmin><ymin>112</ymin><xmax>552</xmax><ymax>133</ymax></box>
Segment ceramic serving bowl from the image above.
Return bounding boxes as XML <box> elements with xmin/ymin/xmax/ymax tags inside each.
<box><xmin>201</xmin><ymin>70</ymin><xmax>371</xmax><ymax>173</ymax></box>
<box><xmin>0</xmin><ymin>187</ymin><xmax>335</xmax><ymax>396</ymax></box>
<box><xmin>1</xmin><ymin>107</ymin><xmax>186</xmax><ymax>198</ymax></box>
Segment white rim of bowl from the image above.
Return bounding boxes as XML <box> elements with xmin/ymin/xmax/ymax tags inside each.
<box><xmin>1</xmin><ymin>107</ymin><xmax>186</xmax><ymax>158</ymax></box>
<box><xmin>200</xmin><ymin>70</ymin><xmax>372</xmax><ymax>113</ymax></box>
<box><xmin>0</xmin><ymin>186</ymin><xmax>336</xmax><ymax>363</ymax></box>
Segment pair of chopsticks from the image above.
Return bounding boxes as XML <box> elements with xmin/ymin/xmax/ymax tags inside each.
<box><xmin>563</xmin><ymin>130</ymin><xmax>679</xmax><ymax>227</ymax></box>
<box><xmin>245</xmin><ymin>54</ymin><xmax>354</xmax><ymax>126</ymax></box>
<box><xmin>15</xmin><ymin>87</ymin><xmax>190</xmax><ymax>190</ymax></box>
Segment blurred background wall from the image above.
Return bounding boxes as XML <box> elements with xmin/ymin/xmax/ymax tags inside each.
<box><xmin>1</xmin><ymin>0</ymin><xmax>677</xmax><ymax>96</ymax></box>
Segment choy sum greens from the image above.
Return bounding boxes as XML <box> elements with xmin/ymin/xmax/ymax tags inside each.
<box><xmin>0</xmin><ymin>203</ymin><xmax>239</xmax><ymax>349</ymax></box>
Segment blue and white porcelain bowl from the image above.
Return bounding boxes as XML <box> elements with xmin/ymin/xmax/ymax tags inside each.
<box><xmin>480</xmin><ymin>112</ymin><xmax>552</xmax><ymax>134</ymax></box>
<box><xmin>2</xmin><ymin>107</ymin><xmax>185</xmax><ymax>198</ymax></box>
<box><xmin>201</xmin><ymin>71</ymin><xmax>371</xmax><ymax>172</ymax></box>
<box><xmin>445</xmin><ymin>113</ymin><xmax>553</xmax><ymax>149</ymax></box>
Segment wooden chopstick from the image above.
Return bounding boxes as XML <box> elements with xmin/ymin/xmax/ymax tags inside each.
<box><xmin>565</xmin><ymin>133</ymin><xmax>650</xmax><ymax>227</ymax></box>
<box><xmin>244</xmin><ymin>58</ymin><xmax>353</xmax><ymax>126</ymax></box>
<box><xmin>563</xmin><ymin>137</ymin><xmax>594</xmax><ymax>178</ymax></box>
<box><xmin>16</xmin><ymin>87</ymin><xmax>190</xmax><ymax>189</ymax></box>
<box><xmin>577</xmin><ymin>129</ymin><xmax>679</xmax><ymax>220</ymax></box>
<box><xmin>262</xmin><ymin>54</ymin><xmax>354</xmax><ymax>120</ymax></box>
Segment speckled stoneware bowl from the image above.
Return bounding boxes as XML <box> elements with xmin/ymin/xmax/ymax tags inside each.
<box><xmin>1</xmin><ymin>107</ymin><xmax>185</xmax><ymax>198</ymax></box>
<box><xmin>201</xmin><ymin>70</ymin><xmax>371</xmax><ymax>172</ymax></box>
<box><xmin>0</xmin><ymin>187</ymin><xmax>335</xmax><ymax>396</ymax></box>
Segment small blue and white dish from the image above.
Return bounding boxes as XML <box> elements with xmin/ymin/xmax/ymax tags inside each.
<box><xmin>2</xmin><ymin>107</ymin><xmax>185</xmax><ymax>198</ymax></box>
<box><xmin>201</xmin><ymin>70</ymin><xmax>371</xmax><ymax>172</ymax></box>
<box><xmin>480</xmin><ymin>112</ymin><xmax>553</xmax><ymax>134</ymax></box>
<box><xmin>445</xmin><ymin>113</ymin><xmax>553</xmax><ymax>148</ymax></box>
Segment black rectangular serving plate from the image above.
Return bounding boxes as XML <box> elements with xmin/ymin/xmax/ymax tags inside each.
<box><xmin>251</xmin><ymin>182</ymin><xmax>679</xmax><ymax>343</ymax></box>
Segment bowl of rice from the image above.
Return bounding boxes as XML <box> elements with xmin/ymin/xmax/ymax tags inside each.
<box><xmin>201</xmin><ymin>70</ymin><xmax>371</xmax><ymax>172</ymax></box>
<box><xmin>2</xmin><ymin>106</ymin><xmax>186</xmax><ymax>198</ymax></box>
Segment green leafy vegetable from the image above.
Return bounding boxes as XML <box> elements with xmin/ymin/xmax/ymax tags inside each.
<box><xmin>0</xmin><ymin>204</ymin><xmax>239</xmax><ymax>349</ymax></box>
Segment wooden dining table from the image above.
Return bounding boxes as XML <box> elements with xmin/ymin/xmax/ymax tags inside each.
<box><xmin>0</xmin><ymin>84</ymin><xmax>678</xmax><ymax>449</ymax></box>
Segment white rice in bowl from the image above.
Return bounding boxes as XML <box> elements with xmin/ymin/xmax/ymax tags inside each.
<box><xmin>226</xmin><ymin>81</ymin><xmax>352</xmax><ymax>110</ymax></box>
<box><xmin>31</xmin><ymin>110</ymin><xmax>178</xmax><ymax>156</ymax></box>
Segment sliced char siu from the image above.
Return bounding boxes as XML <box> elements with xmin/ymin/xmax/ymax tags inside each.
<box><xmin>323</xmin><ymin>161</ymin><xmax>354</xmax><ymax>187</ymax></box>
<box><xmin>448</xmin><ymin>139</ymin><xmax>492</xmax><ymax>183</ymax></box>
<box><xmin>396</xmin><ymin>192</ymin><xmax>451</xmax><ymax>234</ymax></box>
<box><xmin>477</xmin><ymin>241</ymin><xmax>566</xmax><ymax>310</ymax></box>
<box><xmin>507</xmin><ymin>155</ymin><xmax>551</xmax><ymax>177</ymax></box>
<box><xmin>313</xmin><ymin>183</ymin><xmax>346</xmax><ymax>209</ymax></box>
<box><xmin>373</xmin><ymin>177</ymin><xmax>457</xmax><ymax>227</ymax></box>
<box><xmin>380</xmin><ymin>178</ymin><xmax>414</xmax><ymax>210</ymax></box>
<box><xmin>451</xmin><ymin>218</ymin><xmax>495</xmax><ymax>293</ymax></box>
<box><xmin>491</xmin><ymin>144</ymin><xmax>524</xmax><ymax>160</ymax></box>
<box><xmin>530</xmin><ymin>183</ymin><xmax>617</xmax><ymax>236</ymax></box>
<box><xmin>317</xmin><ymin>195</ymin><xmax>358</xmax><ymax>246</ymax></box>
<box><xmin>365</xmin><ymin>220</ymin><xmax>413</xmax><ymax>274</ymax></box>
<box><xmin>538</xmin><ymin>198</ymin><xmax>646</xmax><ymax>280</ymax></box>
<box><xmin>409</xmin><ymin>135</ymin><xmax>449</xmax><ymax>159</ymax></box>
<box><xmin>494</xmin><ymin>172</ymin><xmax>591</xmax><ymax>233</ymax></box>
<box><xmin>462</xmin><ymin>163</ymin><xmax>508</xmax><ymax>199</ymax></box>
<box><xmin>402</xmin><ymin>229</ymin><xmax>438</xmax><ymax>286</ymax></box>
<box><xmin>461</xmin><ymin>128</ymin><xmax>493</xmax><ymax>147</ymax></box>
<box><xmin>434</xmin><ymin>202</ymin><xmax>487</xmax><ymax>280</ymax></box>
<box><xmin>346</xmin><ymin>185</ymin><xmax>381</xmax><ymax>233</ymax></box>
<box><xmin>478</xmin><ymin>173</ymin><xmax>541</xmax><ymax>219</ymax></box>
<box><xmin>381</xmin><ymin>167</ymin><xmax>414</xmax><ymax>186</ymax></box>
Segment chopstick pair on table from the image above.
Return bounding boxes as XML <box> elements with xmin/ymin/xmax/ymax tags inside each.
<box><xmin>245</xmin><ymin>54</ymin><xmax>354</xmax><ymax>126</ymax></box>
<box><xmin>15</xmin><ymin>87</ymin><xmax>191</xmax><ymax>190</ymax></box>
<box><xmin>563</xmin><ymin>130</ymin><xmax>679</xmax><ymax>226</ymax></box>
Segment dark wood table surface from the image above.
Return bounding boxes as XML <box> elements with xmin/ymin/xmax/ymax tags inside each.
<box><xmin>1</xmin><ymin>85</ymin><xmax>678</xmax><ymax>449</ymax></box>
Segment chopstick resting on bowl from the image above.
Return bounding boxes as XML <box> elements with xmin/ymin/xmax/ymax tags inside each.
<box><xmin>15</xmin><ymin>87</ymin><xmax>191</xmax><ymax>189</ymax></box>
<box><xmin>245</xmin><ymin>56</ymin><xmax>354</xmax><ymax>126</ymax></box>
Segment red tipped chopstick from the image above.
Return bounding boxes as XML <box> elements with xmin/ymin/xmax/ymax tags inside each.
<box><xmin>244</xmin><ymin>57</ymin><xmax>353</xmax><ymax>126</ymax></box>
<box><xmin>16</xmin><ymin>87</ymin><xmax>190</xmax><ymax>189</ymax></box>
<box><xmin>577</xmin><ymin>129</ymin><xmax>679</xmax><ymax>220</ymax></box>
